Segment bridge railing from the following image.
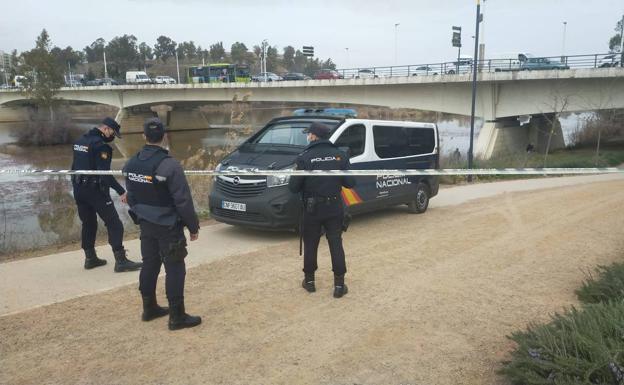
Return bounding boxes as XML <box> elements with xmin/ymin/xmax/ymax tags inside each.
<box><xmin>336</xmin><ymin>53</ymin><xmax>621</xmax><ymax>79</ymax></box>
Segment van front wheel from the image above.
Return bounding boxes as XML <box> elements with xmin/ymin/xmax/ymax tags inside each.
<box><xmin>408</xmin><ymin>183</ymin><xmax>429</xmax><ymax>214</ymax></box>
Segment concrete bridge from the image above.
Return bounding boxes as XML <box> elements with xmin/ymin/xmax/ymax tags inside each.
<box><xmin>1</xmin><ymin>68</ymin><xmax>623</xmax><ymax>158</ymax></box>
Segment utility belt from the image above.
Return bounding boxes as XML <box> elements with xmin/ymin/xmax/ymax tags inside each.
<box><xmin>304</xmin><ymin>195</ymin><xmax>340</xmax><ymax>213</ymax></box>
<box><xmin>72</xmin><ymin>175</ymin><xmax>101</xmax><ymax>187</ymax></box>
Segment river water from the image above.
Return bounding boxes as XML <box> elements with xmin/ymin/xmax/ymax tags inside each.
<box><xmin>0</xmin><ymin>105</ymin><xmax>582</xmax><ymax>256</ymax></box>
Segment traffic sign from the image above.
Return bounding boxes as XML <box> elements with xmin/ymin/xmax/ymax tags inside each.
<box><xmin>302</xmin><ymin>46</ymin><xmax>314</xmax><ymax>57</ymax></box>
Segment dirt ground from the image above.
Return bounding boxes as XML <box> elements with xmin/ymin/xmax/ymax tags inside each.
<box><xmin>1</xmin><ymin>180</ymin><xmax>623</xmax><ymax>385</ymax></box>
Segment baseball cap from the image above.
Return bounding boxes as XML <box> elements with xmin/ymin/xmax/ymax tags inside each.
<box><xmin>102</xmin><ymin>117</ymin><xmax>122</xmax><ymax>138</ymax></box>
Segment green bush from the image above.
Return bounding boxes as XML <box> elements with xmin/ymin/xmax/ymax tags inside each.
<box><xmin>500</xmin><ymin>301</ymin><xmax>624</xmax><ymax>385</ymax></box>
<box><xmin>576</xmin><ymin>263</ymin><xmax>624</xmax><ymax>305</ymax></box>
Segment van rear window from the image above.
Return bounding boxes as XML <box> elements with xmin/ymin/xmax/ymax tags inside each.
<box><xmin>373</xmin><ymin>125</ymin><xmax>435</xmax><ymax>158</ymax></box>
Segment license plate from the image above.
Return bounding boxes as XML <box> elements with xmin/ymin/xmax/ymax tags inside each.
<box><xmin>222</xmin><ymin>201</ymin><xmax>246</xmax><ymax>212</ymax></box>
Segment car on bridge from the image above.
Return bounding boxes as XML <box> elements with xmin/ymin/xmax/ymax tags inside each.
<box><xmin>282</xmin><ymin>73</ymin><xmax>311</xmax><ymax>81</ymax></box>
<box><xmin>599</xmin><ymin>53</ymin><xmax>621</xmax><ymax>68</ymax></box>
<box><xmin>410</xmin><ymin>66</ymin><xmax>438</xmax><ymax>76</ymax></box>
<box><xmin>354</xmin><ymin>69</ymin><xmax>378</xmax><ymax>79</ymax></box>
<box><xmin>209</xmin><ymin>108</ymin><xmax>440</xmax><ymax>231</ymax></box>
<box><xmin>314</xmin><ymin>69</ymin><xmax>344</xmax><ymax>80</ymax></box>
<box><xmin>252</xmin><ymin>72</ymin><xmax>282</xmax><ymax>82</ymax></box>
<box><xmin>519</xmin><ymin>57</ymin><xmax>569</xmax><ymax>71</ymax></box>
<box><xmin>154</xmin><ymin>75</ymin><xmax>177</xmax><ymax>84</ymax></box>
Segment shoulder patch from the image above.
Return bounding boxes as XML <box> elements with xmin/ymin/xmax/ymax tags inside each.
<box><xmin>100</xmin><ymin>152</ymin><xmax>109</xmax><ymax>160</ymax></box>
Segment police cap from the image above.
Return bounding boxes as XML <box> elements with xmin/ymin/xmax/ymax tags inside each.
<box><xmin>143</xmin><ymin>118</ymin><xmax>166</xmax><ymax>143</ymax></box>
<box><xmin>303</xmin><ymin>122</ymin><xmax>330</xmax><ymax>139</ymax></box>
<box><xmin>102</xmin><ymin>117</ymin><xmax>122</xmax><ymax>138</ymax></box>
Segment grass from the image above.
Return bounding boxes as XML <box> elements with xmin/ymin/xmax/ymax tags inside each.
<box><xmin>500</xmin><ymin>301</ymin><xmax>624</xmax><ymax>385</ymax></box>
<box><xmin>576</xmin><ymin>262</ymin><xmax>624</xmax><ymax>305</ymax></box>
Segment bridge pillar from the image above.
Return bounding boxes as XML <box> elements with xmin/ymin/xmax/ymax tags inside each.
<box><xmin>475</xmin><ymin>114</ymin><xmax>565</xmax><ymax>159</ymax></box>
<box><xmin>150</xmin><ymin>105</ymin><xmax>173</xmax><ymax>126</ymax></box>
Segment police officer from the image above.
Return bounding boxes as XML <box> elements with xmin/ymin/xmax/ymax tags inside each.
<box><xmin>71</xmin><ymin>117</ymin><xmax>142</xmax><ymax>272</ymax></box>
<box><xmin>289</xmin><ymin>122</ymin><xmax>356</xmax><ymax>298</ymax></box>
<box><xmin>123</xmin><ymin>118</ymin><xmax>201</xmax><ymax>330</ymax></box>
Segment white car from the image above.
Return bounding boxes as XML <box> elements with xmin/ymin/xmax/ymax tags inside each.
<box><xmin>354</xmin><ymin>69</ymin><xmax>378</xmax><ymax>79</ymax></box>
<box><xmin>154</xmin><ymin>76</ymin><xmax>177</xmax><ymax>84</ymax></box>
<box><xmin>599</xmin><ymin>54</ymin><xmax>621</xmax><ymax>68</ymax></box>
<box><xmin>252</xmin><ymin>72</ymin><xmax>282</xmax><ymax>82</ymax></box>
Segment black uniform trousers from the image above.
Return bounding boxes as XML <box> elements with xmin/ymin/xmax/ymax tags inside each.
<box><xmin>302</xmin><ymin>199</ymin><xmax>347</xmax><ymax>276</ymax></box>
<box><xmin>138</xmin><ymin>221</ymin><xmax>186</xmax><ymax>300</ymax></box>
<box><xmin>73</xmin><ymin>185</ymin><xmax>124</xmax><ymax>252</ymax></box>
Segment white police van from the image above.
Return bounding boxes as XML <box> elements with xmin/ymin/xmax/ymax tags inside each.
<box><xmin>209</xmin><ymin>108</ymin><xmax>440</xmax><ymax>230</ymax></box>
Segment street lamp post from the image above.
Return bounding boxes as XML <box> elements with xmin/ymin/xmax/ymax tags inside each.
<box><xmin>394</xmin><ymin>23</ymin><xmax>400</xmax><ymax>65</ymax></box>
<box><xmin>620</xmin><ymin>13</ymin><xmax>624</xmax><ymax>67</ymax></box>
<box><xmin>561</xmin><ymin>21</ymin><xmax>567</xmax><ymax>63</ymax></box>
<box><xmin>468</xmin><ymin>0</ymin><xmax>482</xmax><ymax>182</ymax></box>
<box><xmin>345</xmin><ymin>47</ymin><xmax>350</xmax><ymax>69</ymax></box>
<box><xmin>103</xmin><ymin>50</ymin><xmax>108</xmax><ymax>80</ymax></box>
<box><xmin>262</xmin><ymin>39</ymin><xmax>268</xmax><ymax>82</ymax></box>
<box><xmin>175</xmin><ymin>50</ymin><xmax>180</xmax><ymax>83</ymax></box>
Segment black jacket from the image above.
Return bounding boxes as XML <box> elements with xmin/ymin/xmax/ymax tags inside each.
<box><xmin>288</xmin><ymin>139</ymin><xmax>356</xmax><ymax>197</ymax></box>
<box><xmin>71</xmin><ymin>128</ymin><xmax>125</xmax><ymax>195</ymax></box>
<box><xmin>124</xmin><ymin>145</ymin><xmax>200</xmax><ymax>234</ymax></box>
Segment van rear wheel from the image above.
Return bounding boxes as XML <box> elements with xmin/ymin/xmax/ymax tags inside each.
<box><xmin>408</xmin><ymin>183</ymin><xmax>429</xmax><ymax>214</ymax></box>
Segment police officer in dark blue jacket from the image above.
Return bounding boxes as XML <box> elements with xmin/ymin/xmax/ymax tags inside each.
<box><xmin>289</xmin><ymin>122</ymin><xmax>356</xmax><ymax>298</ymax></box>
<box><xmin>123</xmin><ymin>118</ymin><xmax>201</xmax><ymax>330</ymax></box>
<box><xmin>71</xmin><ymin>117</ymin><xmax>142</xmax><ymax>272</ymax></box>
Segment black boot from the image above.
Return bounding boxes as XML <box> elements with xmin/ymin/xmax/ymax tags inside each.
<box><xmin>113</xmin><ymin>248</ymin><xmax>142</xmax><ymax>272</ymax></box>
<box><xmin>168</xmin><ymin>297</ymin><xmax>201</xmax><ymax>331</ymax></box>
<box><xmin>84</xmin><ymin>248</ymin><xmax>107</xmax><ymax>270</ymax></box>
<box><xmin>142</xmin><ymin>295</ymin><xmax>169</xmax><ymax>322</ymax></box>
<box><xmin>333</xmin><ymin>274</ymin><xmax>348</xmax><ymax>298</ymax></box>
<box><xmin>302</xmin><ymin>273</ymin><xmax>316</xmax><ymax>293</ymax></box>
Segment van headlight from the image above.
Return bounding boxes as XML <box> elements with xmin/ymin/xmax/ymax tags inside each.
<box><xmin>266</xmin><ymin>167</ymin><xmax>294</xmax><ymax>187</ymax></box>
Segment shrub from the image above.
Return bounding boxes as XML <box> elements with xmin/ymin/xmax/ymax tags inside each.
<box><xmin>500</xmin><ymin>301</ymin><xmax>624</xmax><ymax>385</ymax></box>
<box><xmin>12</xmin><ymin>109</ymin><xmax>75</xmax><ymax>146</ymax></box>
<box><xmin>576</xmin><ymin>262</ymin><xmax>624</xmax><ymax>305</ymax></box>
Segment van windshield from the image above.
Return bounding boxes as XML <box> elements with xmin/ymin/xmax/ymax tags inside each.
<box><xmin>248</xmin><ymin>120</ymin><xmax>340</xmax><ymax>147</ymax></box>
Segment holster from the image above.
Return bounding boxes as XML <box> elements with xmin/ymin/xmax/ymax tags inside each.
<box><xmin>305</xmin><ymin>197</ymin><xmax>316</xmax><ymax>214</ymax></box>
<box><xmin>342</xmin><ymin>213</ymin><xmax>352</xmax><ymax>232</ymax></box>
<box><xmin>160</xmin><ymin>237</ymin><xmax>188</xmax><ymax>263</ymax></box>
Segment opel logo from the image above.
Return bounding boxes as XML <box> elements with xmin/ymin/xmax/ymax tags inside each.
<box><xmin>233</xmin><ymin>176</ymin><xmax>240</xmax><ymax>185</ymax></box>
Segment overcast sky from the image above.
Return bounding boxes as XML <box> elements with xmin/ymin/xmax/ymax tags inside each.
<box><xmin>1</xmin><ymin>0</ymin><xmax>622</xmax><ymax>68</ymax></box>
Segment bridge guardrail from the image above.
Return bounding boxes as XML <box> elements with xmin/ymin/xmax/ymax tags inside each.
<box><xmin>336</xmin><ymin>53</ymin><xmax>623</xmax><ymax>79</ymax></box>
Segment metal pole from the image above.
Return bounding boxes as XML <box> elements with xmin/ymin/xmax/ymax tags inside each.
<box><xmin>478</xmin><ymin>0</ymin><xmax>486</xmax><ymax>71</ymax></box>
<box><xmin>103</xmin><ymin>50</ymin><xmax>108</xmax><ymax>79</ymax></box>
<box><xmin>561</xmin><ymin>21</ymin><xmax>567</xmax><ymax>62</ymax></box>
<box><xmin>345</xmin><ymin>47</ymin><xmax>349</xmax><ymax>69</ymax></box>
<box><xmin>468</xmin><ymin>0</ymin><xmax>481</xmax><ymax>182</ymax></box>
<box><xmin>67</xmin><ymin>62</ymin><xmax>72</xmax><ymax>87</ymax></box>
<box><xmin>262</xmin><ymin>39</ymin><xmax>268</xmax><ymax>81</ymax></box>
<box><xmin>394</xmin><ymin>23</ymin><xmax>400</xmax><ymax>65</ymax></box>
<box><xmin>620</xmin><ymin>13</ymin><xmax>624</xmax><ymax>67</ymax></box>
<box><xmin>175</xmin><ymin>50</ymin><xmax>180</xmax><ymax>83</ymax></box>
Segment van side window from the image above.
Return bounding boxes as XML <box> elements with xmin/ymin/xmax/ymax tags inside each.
<box><xmin>373</xmin><ymin>126</ymin><xmax>435</xmax><ymax>158</ymax></box>
<box><xmin>334</xmin><ymin>124</ymin><xmax>366</xmax><ymax>158</ymax></box>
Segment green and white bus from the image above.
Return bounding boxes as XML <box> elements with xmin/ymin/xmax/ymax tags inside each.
<box><xmin>188</xmin><ymin>63</ymin><xmax>251</xmax><ymax>83</ymax></box>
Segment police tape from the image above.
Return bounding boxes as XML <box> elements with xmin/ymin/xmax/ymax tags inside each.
<box><xmin>0</xmin><ymin>167</ymin><xmax>623</xmax><ymax>176</ymax></box>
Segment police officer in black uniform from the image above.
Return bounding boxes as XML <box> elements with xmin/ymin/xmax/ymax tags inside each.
<box><xmin>71</xmin><ymin>117</ymin><xmax>142</xmax><ymax>272</ymax></box>
<box><xmin>289</xmin><ymin>122</ymin><xmax>356</xmax><ymax>298</ymax></box>
<box><xmin>123</xmin><ymin>118</ymin><xmax>201</xmax><ymax>330</ymax></box>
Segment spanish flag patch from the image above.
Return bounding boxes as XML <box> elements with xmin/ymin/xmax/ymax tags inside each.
<box><xmin>341</xmin><ymin>187</ymin><xmax>363</xmax><ymax>206</ymax></box>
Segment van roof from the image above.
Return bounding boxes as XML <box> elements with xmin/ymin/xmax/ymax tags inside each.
<box><xmin>269</xmin><ymin>115</ymin><xmax>437</xmax><ymax>129</ymax></box>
